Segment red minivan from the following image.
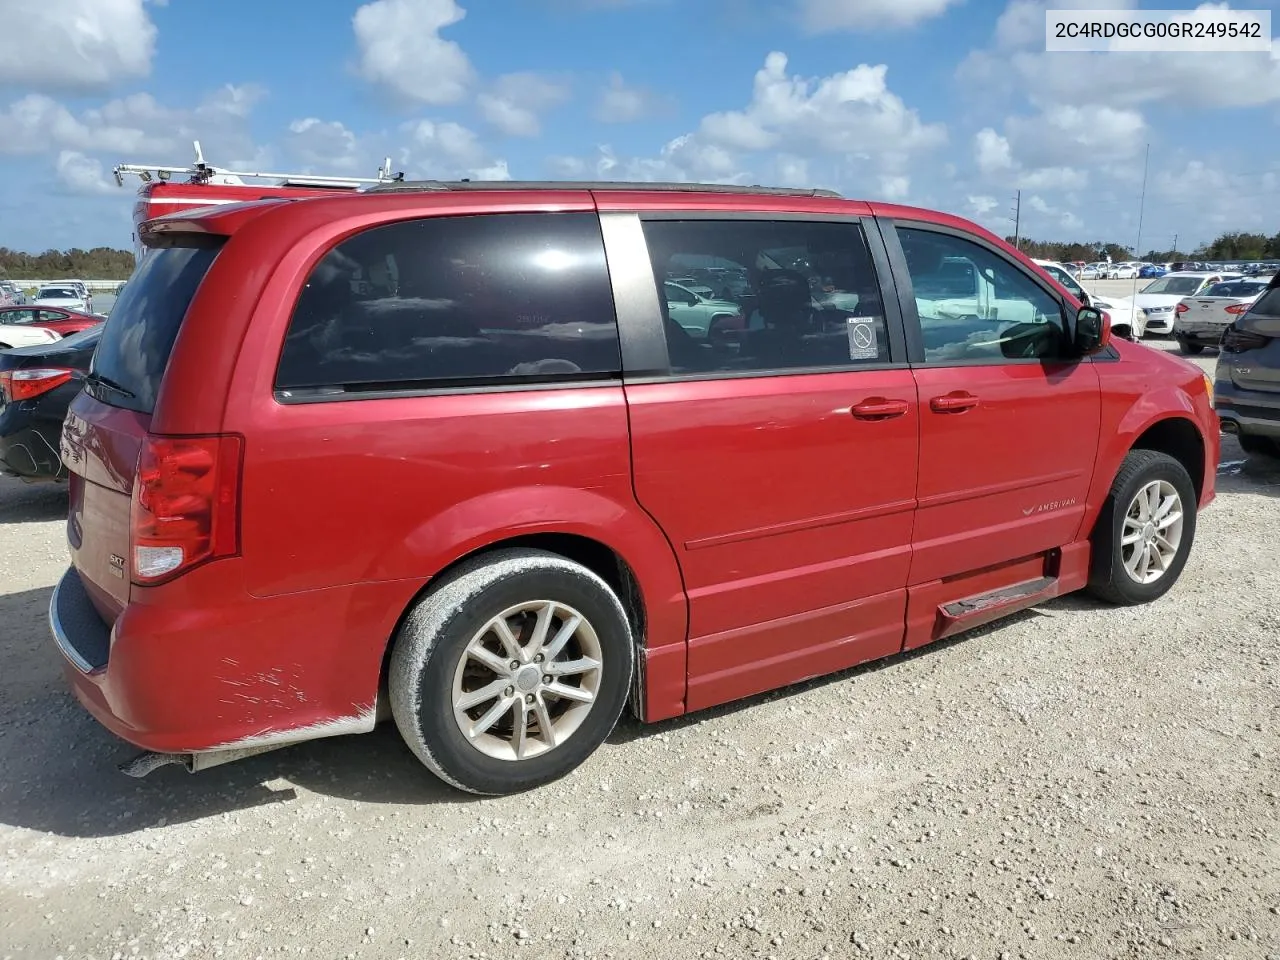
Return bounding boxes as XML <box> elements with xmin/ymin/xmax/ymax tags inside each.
<box><xmin>50</xmin><ymin>182</ymin><xmax>1219</xmax><ymax>795</ymax></box>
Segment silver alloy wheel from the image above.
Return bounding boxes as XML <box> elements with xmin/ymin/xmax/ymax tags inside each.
<box><xmin>451</xmin><ymin>600</ymin><xmax>603</xmax><ymax>761</ymax></box>
<box><xmin>1120</xmin><ymin>479</ymin><xmax>1184</xmax><ymax>585</ymax></box>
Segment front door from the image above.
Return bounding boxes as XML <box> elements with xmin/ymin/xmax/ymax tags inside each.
<box><xmin>611</xmin><ymin>214</ymin><xmax>919</xmax><ymax>712</ymax></box>
<box><xmin>885</xmin><ymin>223</ymin><xmax>1102</xmax><ymax>645</ymax></box>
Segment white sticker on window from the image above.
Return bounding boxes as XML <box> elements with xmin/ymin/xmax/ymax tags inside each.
<box><xmin>847</xmin><ymin>317</ymin><xmax>880</xmax><ymax>360</ymax></box>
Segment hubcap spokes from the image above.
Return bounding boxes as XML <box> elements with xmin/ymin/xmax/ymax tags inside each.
<box><xmin>452</xmin><ymin>600</ymin><xmax>602</xmax><ymax>761</ymax></box>
<box><xmin>1120</xmin><ymin>479</ymin><xmax>1184</xmax><ymax>585</ymax></box>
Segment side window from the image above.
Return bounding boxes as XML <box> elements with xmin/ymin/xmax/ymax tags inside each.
<box><xmin>898</xmin><ymin>228</ymin><xmax>1068</xmax><ymax>364</ymax></box>
<box><xmin>39</xmin><ymin>311</ymin><xmax>68</xmax><ymax>322</ymax></box>
<box><xmin>664</xmin><ymin>282</ymin><xmax>696</xmax><ymax>306</ymax></box>
<box><xmin>8</xmin><ymin>310</ymin><xmax>37</xmax><ymax>324</ymax></box>
<box><xmin>1043</xmin><ymin>264</ymin><xmax>1082</xmax><ymax>298</ymax></box>
<box><xmin>640</xmin><ymin>219</ymin><xmax>891</xmax><ymax>376</ymax></box>
<box><xmin>276</xmin><ymin>212</ymin><xmax>621</xmax><ymax>393</ymax></box>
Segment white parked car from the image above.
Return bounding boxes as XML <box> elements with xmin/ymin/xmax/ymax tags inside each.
<box><xmin>0</xmin><ymin>323</ymin><xmax>61</xmax><ymax>350</ymax></box>
<box><xmin>50</xmin><ymin>279</ymin><xmax>93</xmax><ymax>313</ymax></box>
<box><xmin>1112</xmin><ymin>262</ymin><xmax>1140</xmax><ymax>280</ymax></box>
<box><xmin>1172</xmin><ymin>276</ymin><xmax>1273</xmax><ymax>354</ymax></box>
<box><xmin>1031</xmin><ymin>258</ymin><xmax>1142</xmax><ymax>340</ymax></box>
<box><xmin>1132</xmin><ymin>271</ymin><xmax>1242</xmax><ymax>337</ymax></box>
<box><xmin>33</xmin><ymin>285</ymin><xmax>89</xmax><ymax>313</ymax></box>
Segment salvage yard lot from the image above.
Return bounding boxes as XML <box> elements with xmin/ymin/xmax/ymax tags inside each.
<box><xmin>1</xmin><ymin>340</ymin><xmax>1278</xmax><ymax>960</ymax></box>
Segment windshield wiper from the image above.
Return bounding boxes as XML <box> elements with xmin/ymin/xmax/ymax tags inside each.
<box><xmin>84</xmin><ymin>372</ymin><xmax>136</xmax><ymax>400</ymax></box>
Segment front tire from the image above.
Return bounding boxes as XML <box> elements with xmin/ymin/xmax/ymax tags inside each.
<box><xmin>389</xmin><ymin>548</ymin><xmax>635</xmax><ymax>795</ymax></box>
<box><xmin>1087</xmin><ymin>450</ymin><xmax>1197</xmax><ymax>606</ymax></box>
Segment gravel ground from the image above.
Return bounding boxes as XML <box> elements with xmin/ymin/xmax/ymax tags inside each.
<box><xmin>2</xmin><ymin>339</ymin><xmax>1278</xmax><ymax>960</ymax></box>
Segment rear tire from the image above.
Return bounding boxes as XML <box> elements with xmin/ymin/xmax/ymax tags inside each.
<box><xmin>1238</xmin><ymin>433</ymin><xmax>1280</xmax><ymax>459</ymax></box>
<box><xmin>389</xmin><ymin>548</ymin><xmax>635</xmax><ymax>795</ymax></box>
<box><xmin>1177</xmin><ymin>339</ymin><xmax>1204</xmax><ymax>355</ymax></box>
<box><xmin>1087</xmin><ymin>450</ymin><xmax>1197</xmax><ymax>606</ymax></box>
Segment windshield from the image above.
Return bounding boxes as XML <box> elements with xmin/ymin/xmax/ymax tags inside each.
<box><xmin>1142</xmin><ymin>277</ymin><xmax>1204</xmax><ymax>296</ymax></box>
<box><xmin>1204</xmin><ymin>280</ymin><xmax>1269</xmax><ymax>298</ymax></box>
<box><xmin>90</xmin><ymin>243</ymin><xmax>222</xmax><ymax>414</ymax></box>
<box><xmin>39</xmin><ymin>288</ymin><xmax>78</xmax><ymax>299</ymax></box>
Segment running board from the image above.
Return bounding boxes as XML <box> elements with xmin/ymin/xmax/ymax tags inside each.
<box><xmin>936</xmin><ymin>576</ymin><xmax>1058</xmax><ymax>640</ymax></box>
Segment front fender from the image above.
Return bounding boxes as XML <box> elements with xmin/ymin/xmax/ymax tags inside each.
<box><xmin>1079</xmin><ymin>384</ymin><xmax>1207</xmax><ymax>540</ymax></box>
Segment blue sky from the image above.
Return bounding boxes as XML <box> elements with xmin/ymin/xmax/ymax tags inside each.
<box><xmin>1</xmin><ymin>0</ymin><xmax>1279</xmax><ymax>254</ymax></box>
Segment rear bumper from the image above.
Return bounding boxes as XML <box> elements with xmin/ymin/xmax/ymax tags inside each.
<box><xmin>1215</xmin><ymin>379</ymin><xmax>1280</xmax><ymax>438</ymax></box>
<box><xmin>1174</xmin><ymin>322</ymin><xmax>1227</xmax><ymax>346</ymax></box>
<box><xmin>48</xmin><ymin>564</ymin><xmax>411</xmax><ymax>755</ymax></box>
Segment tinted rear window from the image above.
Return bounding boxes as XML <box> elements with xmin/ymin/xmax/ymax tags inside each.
<box><xmin>275</xmin><ymin>212</ymin><xmax>620</xmax><ymax>394</ymax></box>
<box><xmin>90</xmin><ymin>244</ymin><xmax>221</xmax><ymax>413</ymax></box>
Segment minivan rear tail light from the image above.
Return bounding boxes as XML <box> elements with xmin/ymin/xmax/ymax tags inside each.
<box><xmin>0</xmin><ymin>367</ymin><xmax>74</xmax><ymax>402</ymax></box>
<box><xmin>130</xmin><ymin>434</ymin><xmax>242</xmax><ymax>583</ymax></box>
<box><xmin>1221</xmin><ymin>324</ymin><xmax>1270</xmax><ymax>353</ymax></box>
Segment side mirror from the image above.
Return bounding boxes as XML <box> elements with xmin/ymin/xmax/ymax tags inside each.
<box><xmin>1074</xmin><ymin>305</ymin><xmax>1110</xmax><ymax>355</ymax></box>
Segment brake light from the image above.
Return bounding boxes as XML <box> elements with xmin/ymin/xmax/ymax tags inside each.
<box><xmin>130</xmin><ymin>434</ymin><xmax>242</xmax><ymax>583</ymax></box>
<box><xmin>0</xmin><ymin>367</ymin><xmax>74</xmax><ymax>402</ymax></box>
<box><xmin>1221</xmin><ymin>324</ymin><xmax>1270</xmax><ymax>353</ymax></box>
<box><xmin>1225</xmin><ymin>303</ymin><xmax>1252</xmax><ymax>315</ymax></box>
<box><xmin>1175</xmin><ymin>302</ymin><xmax>1189</xmax><ymax>315</ymax></box>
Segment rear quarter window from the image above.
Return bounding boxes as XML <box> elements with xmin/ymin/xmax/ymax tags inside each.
<box><xmin>275</xmin><ymin>212</ymin><xmax>621</xmax><ymax>395</ymax></box>
<box><xmin>90</xmin><ymin>244</ymin><xmax>222</xmax><ymax>413</ymax></box>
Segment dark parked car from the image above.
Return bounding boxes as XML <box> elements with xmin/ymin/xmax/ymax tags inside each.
<box><xmin>1216</xmin><ymin>274</ymin><xmax>1280</xmax><ymax>458</ymax></box>
<box><xmin>0</xmin><ymin>325</ymin><xmax>100</xmax><ymax>481</ymax></box>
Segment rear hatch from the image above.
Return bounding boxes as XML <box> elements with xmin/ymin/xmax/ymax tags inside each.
<box><xmin>1224</xmin><ymin>281</ymin><xmax>1280</xmax><ymax>393</ymax></box>
<box><xmin>60</xmin><ymin>243</ymin><xmax>221</xmax><ymax>620</ymax></box>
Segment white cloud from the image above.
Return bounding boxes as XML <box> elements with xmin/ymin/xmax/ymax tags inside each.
<box><xmin>698</xmin><ymin>52</ymin><xmax>946</xmax><ymax>160</ymax></box>
<box><xmin>878</xmin><ymin>175</ymin><xmax>910</xmax><ymax>200</ymax></box>
<box><xmin>286</xmin><ymin>119</ymin><xmax>363</xmax><ymax>172</ymax></box>
<box><xmin>477</xmin><ymin>73</ymin><xmax>570</xmax><ymax>137</ymax></box>
<box><xmin>55</xmin><ymin>151</ymin><xmax>117</xmax><ymax>195</ymax></box>
<box><xmin>797</xmin><ymin>0</ymin><xmax>962</xmax><ymax>32</ymax></box>
<box><xmin>551</xmin><ymin>51</ymin><xmax>943</xmax><ymax>200</ymax></box>
<box><xmin>1016</xmin><ymin>166</ymin><xmax>1088</xmax><ymax>191</ymax></box>
<box><xmin>594</xmin><ymin>72</ymin><xmax>662</xmax><ymax>123</ymax></box>
<box><xmin>352</xmin><ymin>0</ymin><xmax>474</xmax><ymax>105</ymax></box>
<box><xmin>0</xmin><ymin>85</ymin><xmax>267</xmax><ymax>160</ymax></box>
<box><xmin>967</xmin><ymin>195</ymin><xmax>999</xmax><ymax>216</ymax></box>
<box><xmin>974</xmin><ymin>128</ymin><xmax>1013</xmax><ymax>174</ymax></box>
<box><xmin>397</xmin><ymin>118</ymin><xmax>508</xmax><ymax>179</ymax></box>
<box><xmin>0</xmin><ymin>0</ymin><xmax>157</xmax><ymax>91</ymax></box>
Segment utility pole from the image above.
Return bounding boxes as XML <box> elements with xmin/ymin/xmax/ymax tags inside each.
<box><xmin>1172</xmin><ymin>233</ymin><xmax>1178</xmax><ymax>257</ymax></box>
<box><xmin>1011</xmin><ymin>190</ymin><xmax>1022</xmax><ymax>250</ymax></box>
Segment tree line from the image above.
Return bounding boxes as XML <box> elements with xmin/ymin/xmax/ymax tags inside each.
<box><xmin>1009</xmin><ymin>231</ymin><xmax>1280</xmax><ymax>264</ymax></box>
<box><xmin>0</xmin><ymin>247</ymin><xmax>137</xmax><ymax>281</ymax></box>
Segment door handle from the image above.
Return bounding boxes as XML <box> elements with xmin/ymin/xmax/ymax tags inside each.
<box><xmin>930</xmin><ymin>391</ymin><xmax>979</xmax><ymax>414</ymax></box>
<box><xmin>851</xmin><ymin>397</ymin><xmax>909</xmax><ymax>420</ymax></box>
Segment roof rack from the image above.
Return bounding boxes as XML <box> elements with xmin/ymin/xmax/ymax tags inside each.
<box><xmin>113</xmin><ymin>140</ymin><xmax>403</xmax><ymax>188</ymax></box>
<box><xmin>364</xmin><ymin>179</ymin><xmax>843</xmax><ymax>199</ymax></box>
